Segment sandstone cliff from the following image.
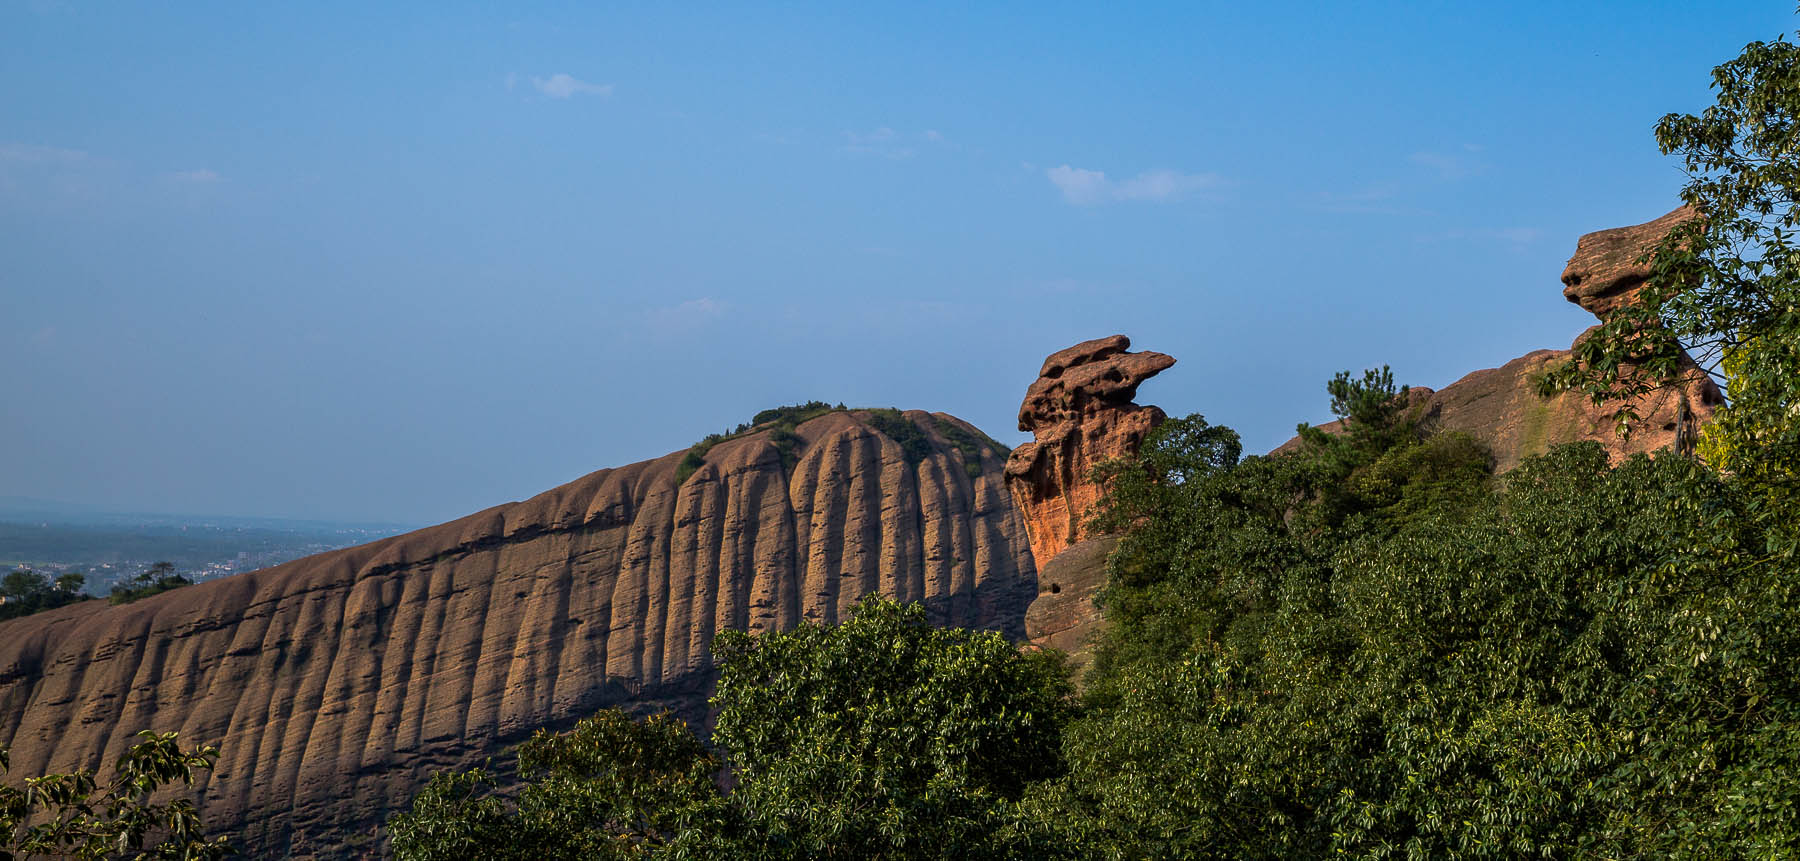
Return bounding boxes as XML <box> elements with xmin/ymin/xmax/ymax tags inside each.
<box><xmin>1003</xmin><ymin>335</ymin><xmax>1174</xmax><ymax>565</ymax></box>
<box><xmin>0</xmin><ymin>409</ymin><xmax>1034</xmax><ymax>858</ymax></box>
<box><xmin>1277</xmin><ymin>208</ymin><xmax>1722</xmax><ymax>467</ymax></box>
<box><xmin>1005</xmin><ymin>336</ymin><xmax>1173</xmax><ymax>674</ymax></box>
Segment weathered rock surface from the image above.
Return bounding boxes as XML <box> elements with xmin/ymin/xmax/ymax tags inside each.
<box><xmin>0</xmin><ymin>410</ymin><xmax>1034</xmax><ymax>859</ymax></box>
<box><xmin>1278</xmin><ymin>209</ymin><xmax>1722</xmax><ymax>468</ymax></box>
<box><xmin>1277</xmin><ymin>350</ymin><xmax>1717</xmax><ymax>471</ymax></box>
<box><xmin>1021</xmin><ymin>537</ymin><xmax>1118</xmax><ymax>677</ymax></box>
<box><xmin>1004</xmin><ymin>335</ymin><xmax>1174</xmax><ymax>565</ymax></box>
<box><xmin>1561</xmin><ymin>206</ymin><xmax>1697</xmax><ymax>316</ymax></box>
<box><xmin>1005</xmin><ymin>336</ymin><xmax>1173</xmax><ymax>675</ymax></box>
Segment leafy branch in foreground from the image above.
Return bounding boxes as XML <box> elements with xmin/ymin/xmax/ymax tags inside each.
<box><xmin>1539</xmin><ymin>31</ymin><xmax>1800</xmax><ymax>491</ymax></box>
<box><xmin>0</xmin><ymin>731</ymin><xmax>234</xmax><ymax>860</ymax></box>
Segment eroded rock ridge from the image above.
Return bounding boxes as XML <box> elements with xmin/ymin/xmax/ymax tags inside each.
<box><xmin>1003</xmin><ymin>335</ymin><xmax>1174</xmax><ymax>565</ymax></box>
<box><xmin>1005</xmin><ymin>335</ymin><xmax>1172</xmax><ymax>674</ymax></box>
<box><xmin>1279</xmin><ymin>207</ymin><xmax>1722</xmax><ymax>468</ymax></box>
<box><xmin>0</xmin><ymin>410</ymin><xmax>1034</xmax><ymax>859</ymax></box>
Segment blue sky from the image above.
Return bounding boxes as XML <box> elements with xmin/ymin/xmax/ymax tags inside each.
<box><xmin>3</xmin><ymin>1</ymin><xmax>1793</xmax><ymax>524</ymax></box>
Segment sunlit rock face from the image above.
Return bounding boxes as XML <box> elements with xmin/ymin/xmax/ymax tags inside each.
<box><xmin>1277</xmin><ymin>208</ymin><xmax>1722</xmax><ymax>469</ymax></box>
<box><xmin>1004</xmin><ymin>335</ymin><xmax>1174</xmax><ymax>566</ymax></box>
<box><xmin>1560</xmin><ymin>206</ymin><xmax>1698</xmax><ymax>316</ymax></box>
<box><xmin>1005</xmin><ymin>335</ymin><xmax>1173</xmax><ymax>675</ymax></box>
<box><xmin>0</xmin><ymin>409</ymin><xmax>1034</xmax><ymax>859</ymax></box>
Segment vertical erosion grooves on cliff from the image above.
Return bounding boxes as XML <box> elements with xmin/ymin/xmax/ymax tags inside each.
<box><xmin>0</xmin><ymin>409</ymin><xmax>1035</xmax><ymax>859</ymax></box>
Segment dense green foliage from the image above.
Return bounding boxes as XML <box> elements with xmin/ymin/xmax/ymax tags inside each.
<box><xmin>1036</xmin><ymin>389</ymin><xmax>1799</xmax><ymax>857</ymax></box>
<box><xmin>1</xmin><ymin>731</ymin><xmax>234</xmax><ymax>860</ymax></box>
<box><xmin>108</xmin><ymin>562</ymin><xmax>192</xmax><ymax>605</ymax></box>
<box><xmin>861</xmin><ymin>408</ymin><xmax>937</xmax><ymax>465</ymax></box>
<box><xmin>390</xmin><ymin>599</ymin><xmax>1074</xmax><ymax>859</ymax></box>
<box><xmin>750</xmin><ymin>401</ymin><xmax>843</xmax><ymax>429</ymax></box>
<box><xmin>0</xmin><ymin>567</ymin><xmax>87</xmax><ymax>621</ymax></box>
<box><xmin>1542</xmin><ymin>28</ymin><xmax>1800</xmax><ymax>504</ymax></box>
<box><xmin>388</xmin><ymin>711</ymin><xmax>723</xmax><ymax>860</ymax></box>
<box><xmin>709</xmin><ymin>599</ymin><xmax>1074</xmax><ymax>858</ymax></box>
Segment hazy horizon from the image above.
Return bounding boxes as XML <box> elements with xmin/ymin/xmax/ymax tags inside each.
<box><xmin>5</xmin><ymin>2</ymin><xmax>1791</xmax><ymax>524</ymax></box>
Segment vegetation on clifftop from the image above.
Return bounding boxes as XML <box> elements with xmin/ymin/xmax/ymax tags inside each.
<box><xmin>0</xmin><ymin>566</ymin><xmax>88</xmax><ymax>621</ymax></box>
<box><xmin>108</xmin><ymin>561</ymin><xmax>193</xmax><ymax>605</ymax></box>
<box><xmin>676</xmin><ymin>402</ymin><xmax>1010</xmax><ymax>485</ymax></box>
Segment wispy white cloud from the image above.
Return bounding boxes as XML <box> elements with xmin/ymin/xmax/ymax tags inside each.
<box><xmin>1409</xmin><ymin>145</ymin><xmax>1485</xmax><ymax>180</ymax></box>
<box><xmin>1309</xmin><ymin>186</ymin><xmax>1417</xmax><ymax>215</ymax></box>
<box><xmin>843</xmin><ymin>127</ymin><xmax>911</xmax><ymax>159</ymax></box>
<box><xmin>644</xmin><ymin>298</ymin><xmax>727</xmax><ymax>335</ymax></box>
<box><xmin>0</xmin><ymin>143</ymin><xmax>88</xmax><ymax>164</ymax></box>
<box><xmin>1046</xmin><ymin>164</ymin><xmax>1220</xmax><ymax>205</ymax></box>
<box><xmin>530</xmin><ymin>73</ymin><xmax>613</xmax><ymax>99</ymax></box>
<box><xmin>842</xmin><ymin>127</ymin><xmax>948</xmax><ymax>159</ymax></box>
<box><xmin>1423</xmin><ymin>226</ymin><xmax>1543</xmax><ymax>245</ymax></box>
<box><xmin>1470</xmin><ymin>226</ymin><xmax>1541</xmax><ymax>243</ymax></box>
<box><xmin>167</xmin><ymin>168</ymin><xmax>221</xmax><ymax>184</ymax></box>
<box><xmin>0</xmin><ymin>143</ymin><xmax>104</xmax><ymax>203</ymax></box>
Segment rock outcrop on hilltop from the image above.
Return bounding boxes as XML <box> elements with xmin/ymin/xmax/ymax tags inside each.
<box><xmin>1005</xmin><ymin>335</ymin><xmax>1173</xmax><ymax>674</ymax></box>
<box><xmin>0</xmin><ymin>410</ymin><xmax>1034</xmax><ymax>859</ymax></box>
<box><xmin>1277</xmin><ymin>208</ymin><xmax>1723</xmax><ymax>468</ymax></box>
<box><xmin>1560</xmin><ymin>206</ymin><xmax>1697</xmax><ymax>316</ymax></box>
<box><xmin>1004</xmin><ymin>335</ymin><xmax>1174</xmax><ymax>565</ymax></box>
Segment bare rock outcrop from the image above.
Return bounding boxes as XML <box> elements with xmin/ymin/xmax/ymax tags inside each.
<box><xmin>1020</xmin><ymin>536</ymin><xmax>1118</xmax><ymax>678</ymax></box>
<box><xmin>1560</xmin><ymin>206</ymin><xmax>1697</xmax><ymax>316</ymax></box>
<box><xmin>1005</xmin><ymin>336</ymin><xmax>1172</xmax><ymax>674</ymax></box>
<box><xmin>1278</xmin><ymin>208</ymin><xmax>1722</xmax><ymax>467</ymax></box>
<box><xmin>0</xmin><ymin>409</ymin><xmax>1034</xmax><ymax>859</ymax></box>
<box><xmin>1004</xmin><ymin>335</ymin><xmax>1174</xmax><ymax>565</ymax></box>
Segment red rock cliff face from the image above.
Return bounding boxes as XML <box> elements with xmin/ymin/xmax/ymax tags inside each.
<box><xmin>0</xmin><ymin>409</ymin><xmax>1034</xmax><ymax>859</ymax></box>
<box><xmin>1003</xmin><ymin>335</ymin><xmax>1174</xmax><ymax>565</ymax></box>
<box><xmin>1278</xmin><ymin>208</ymin><xmax>1722</xmax><ymax>467</ymax></box>
<box><xmin>1005</xmin><ymin>336</ymin><xmax>1173</xmax><ymax>674</ymax></box>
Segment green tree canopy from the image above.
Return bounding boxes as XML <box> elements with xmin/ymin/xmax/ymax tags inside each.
<box><xmin>0</xmin><ymin>566</ymin><xmax>87</xmax><ymax>621</ymax></box>
<box><xmin>710</xmin><ymin>598</ymin><xmax>1074</xmax><ymax>859</ymax></box>
<box><xmin>1035</xmin><ymin>372</ymin><xmax>1798</xmax><ymax>857</ymax></box>
<box><xmin>387</xmin><ymin>710</ymin><xmax>722</xmax><ymax>861</ymax></box>
<box><xmin>109</xmin><ymin>562</ymin><xmax>192</xmax><ymax>605</ymax></box>
<box><xmin>389</xmin><ymin>598</ymin><xmax>1076</xmax><ymax>860</ymax></box>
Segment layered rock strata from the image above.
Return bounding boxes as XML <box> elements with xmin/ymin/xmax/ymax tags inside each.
<box><xmin>1277</xmin><ymin>208</ymin><xmax>1722</xmax><ymax>468</ymax></box>
<box><xmin>1560</xmin><ymin>206</ymin><xmax>1698</xmax><ymax>316</ymax></box>
<box><xmin>0</xmin><ymin>409</ymin><xmax>1034</xmax><ymax>859</ymax></box>
<box><xmin>1005</xmin><ymin>336</ymin><xmax>1173</xmax><ymax>672</ymax></box>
